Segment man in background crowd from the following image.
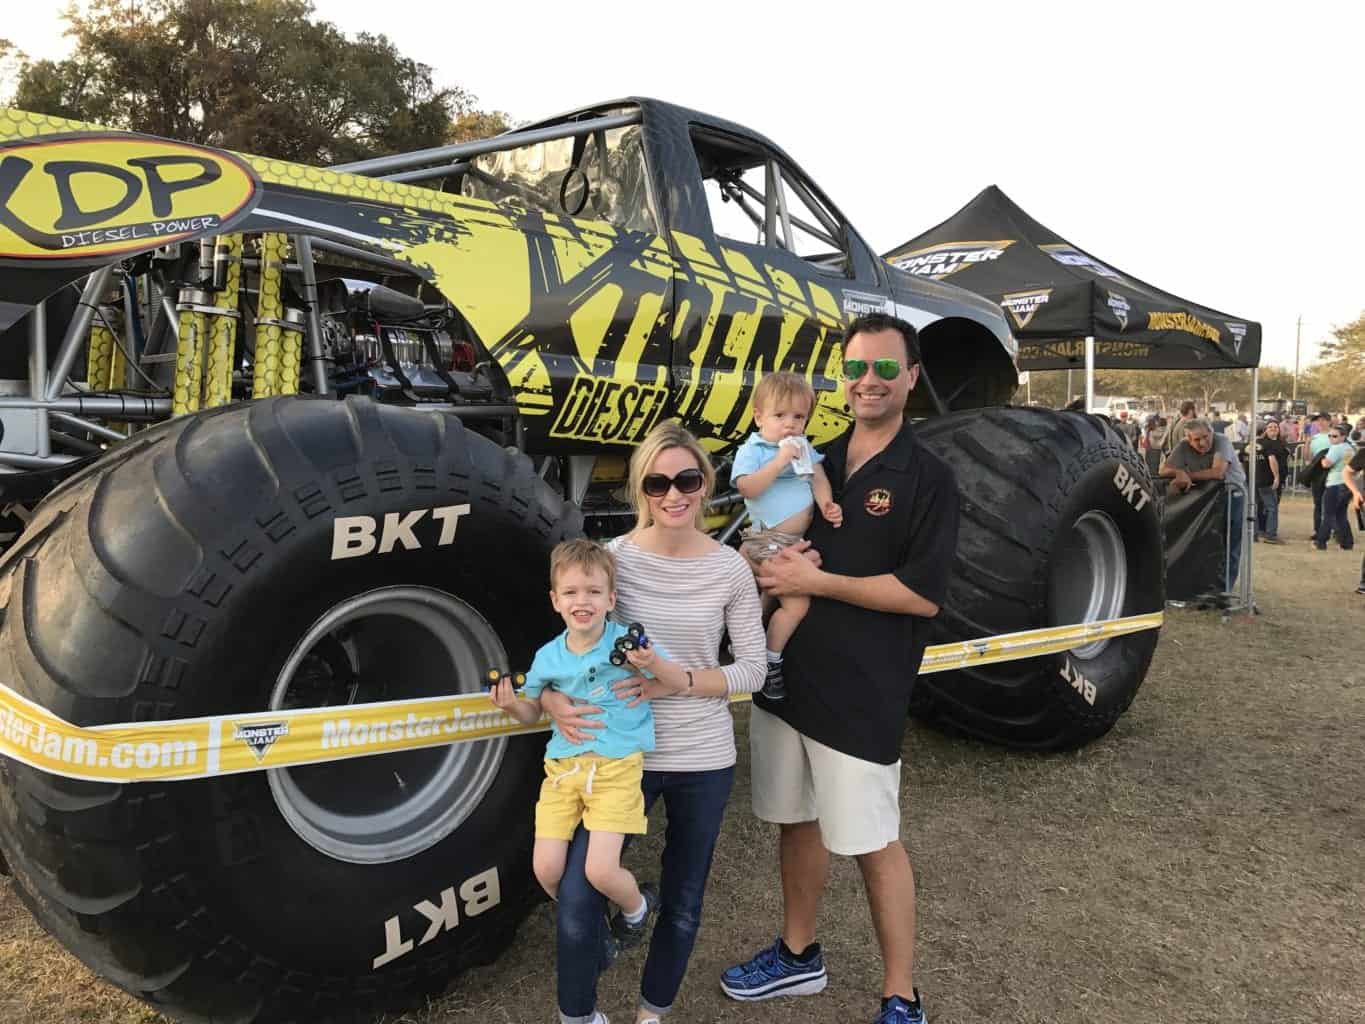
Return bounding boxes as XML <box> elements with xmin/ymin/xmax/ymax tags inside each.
<box><xmin>1160</xmin><ymin>418</ymin><xmax>1248</xmax><ymax>588</ymax></box>
<box><xmin>1308</xmin><ymin>412</ymin><xmax>1334</xmax><ymax>541</ymax></box>
<box><xmin>1344</xmin><ymin>447</ymin><xmax>1365</xmax><ymax>597</ymax></box>
<box><xmin>1232</xmin><ymin>414</ymin><xmax>1250</xmax><ymax>444</ymax></box>
<box><xmin>1164</xmin><ymin>400</ymin><xmax>1198</xmax><ymax>458</ymax></box>
<box><xmin>1116</xmin><ymin>411</ymin><xmax>1140</xmax><ymax>447</ymax></box>
<box><xmin>1313</xmin><ymin>425</ymin><xmax>1355</xmax><ymax>551</ymax></box>
<box><xmin>1282</xmin><ymin>416</ymin><xmax>1300</xmax><ymax>446</ymax></box>
<box><xmin>1253</xmin><ymin>420</ymin><xmax>1288</xmax><ymax>544</ymax></box>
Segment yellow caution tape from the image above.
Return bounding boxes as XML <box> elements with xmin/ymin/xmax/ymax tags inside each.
<box><xmin>0</xmin><ymin>611</ymin><xmax>1161</xmax><ymax>784</ymax></box>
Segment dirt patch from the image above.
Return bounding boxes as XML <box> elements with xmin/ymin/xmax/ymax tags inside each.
<box><xmin>3</xmin><ymin>496</ymin><xmax>1363</xmax><ymax>1023</ymax></box>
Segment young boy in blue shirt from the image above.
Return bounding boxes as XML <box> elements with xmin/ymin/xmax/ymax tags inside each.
<box><xmin>490</xmin><ymin>538</ymin><xmax>679</xmax><ymax>945</ymax></box>
<box><xmin>732</xmin><ymin>372</ymin><xmax>842</xmax><ymax>698</ymax></box>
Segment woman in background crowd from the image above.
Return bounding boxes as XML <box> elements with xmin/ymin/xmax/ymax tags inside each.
<box><xmin>1254</xmin><ymin>420</ymin><xmax>1288</xmax><ymax>544</ymax></box>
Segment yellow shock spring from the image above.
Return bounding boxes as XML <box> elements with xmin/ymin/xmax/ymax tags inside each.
<box><xmin>277</xmin><ymin>313</ymin><xmax>303</xmax><ymax>395</ymax></box>
<box><xmin>173</xmin><ymin>296</ymin><xmax>208</xmax><ymax>416</ymax></box>
<box><xmin>253</xmin><ymin>233</ymin><xmax>290</xmax><ymax>398</ymax></box>
<box><xmin>202</xmin><ymin>235</ymin><xmax>243</xmax><ymax>409</ymax></box>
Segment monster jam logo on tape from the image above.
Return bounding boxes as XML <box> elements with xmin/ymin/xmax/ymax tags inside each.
<box><xmin>1107</xmin><ymin>290</ymin><xmax>1131</xmax><ymax>331</ymax></box>
<box><xmin>890</xmin><ymin>240</ymin><xmax>1014</xmax><ymax>279</ymax></box>
<box><xmin>1000</xmin><ymin>288</ymin><xmax>1052</xmax><ymax>330</ymax></box>
<box><xmin>1039</xmin><ymin>244</ymin><xmax>1123</xmax><ymax>280</ymax></box>
<box><xmin>549</xmin><ymin>373</ymin><xmax>669</xmax><ymax>445</ymax></box>
<box><xmin>233</xmin><ymin>721</ymin><xmax>289</xmax><ymax>762</ymax></box>
<box><xmin>0</xmin><ymin>134</ymin><xmax>259</xmax><ymax>258</ymax></box>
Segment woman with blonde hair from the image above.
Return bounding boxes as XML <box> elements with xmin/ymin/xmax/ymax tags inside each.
<box><xmin>539</xmin><ymin>419</ymin><xmax>767</xmax><ymax>1024</ymax></box>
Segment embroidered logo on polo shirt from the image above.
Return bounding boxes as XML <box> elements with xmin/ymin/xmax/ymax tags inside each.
<box><xmin>864</xmin><ymin>488</ymin><xmax>893</xmax><ymax>516</ymax></box>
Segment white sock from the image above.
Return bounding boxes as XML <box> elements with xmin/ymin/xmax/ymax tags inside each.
<box><xmin>766</xmin><ymin>650</ymin><xmax>782</xmax><ymax>663</ymax></box>
<box><xmin>623</xmin><ymin>896</ymin><xmax>647</xmax><ymax>924</ymax></box>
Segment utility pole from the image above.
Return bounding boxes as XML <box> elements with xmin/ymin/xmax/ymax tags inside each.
<box><xmin>1293</xmin><ymin>314</ymin><xmax>1301</xmax><ymax>402</ymax></box>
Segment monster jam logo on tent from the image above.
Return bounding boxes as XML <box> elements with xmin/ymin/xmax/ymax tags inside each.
<box><xmin>1107</xmin><ymin>290</ymin><xmax>1131</xmax><ymax>331</ymax></box>
<box><xmin>0</xmin><ymin>134</ymin><xmax>259</xmax><ymax>259</ymax></box>
<box><xmin>890</xmin><ymin>240</ymin><xmax>1014</xmax><ymax>279</ymax></box>
<box><xmin>1225</xmin><ymin>321</ymin><xmax>1248</xmax><ymax>356</ymax></box>
<box><xmin>1039</xmin><ymin>244</ymin><xmax>1124</xmax><ymax>281</ymax></box>
<box><xmin>1000</xmin><ymin>288</ymin><xmax>1052</xmax><ymax>330</ymax></box>
<box><xmin>233</xmin><ymin>721</ymin><xmax>289</xmax><ymax>762</ymax></box>
<box><xmin>1147</xmin><ymin>311</ymin><xmax>1222</xmax><ymax>345</ymax></box>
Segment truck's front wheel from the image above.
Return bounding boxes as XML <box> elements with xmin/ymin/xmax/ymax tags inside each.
<box><xmin>0</xmin><ymin>396</ymin><xmax>575</xmax><ymax>1022</ymax></box>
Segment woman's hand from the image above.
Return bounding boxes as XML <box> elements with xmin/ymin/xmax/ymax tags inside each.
<box><xmin>612</xmin><ymin>667</ymin><xmax>687</xmax><ymax>708</ymax></box>
<box><xmin>538</xmin><ymin>687</ymin><xmax>603</xmax><ymax>746</ymax></box>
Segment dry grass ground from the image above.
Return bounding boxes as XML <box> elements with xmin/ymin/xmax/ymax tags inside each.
<box><xmin>3</xmin><ymin>495</ymin><xmax>1362</xmax><ymax>1024</ymax></box>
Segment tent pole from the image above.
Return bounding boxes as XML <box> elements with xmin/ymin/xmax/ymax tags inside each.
<box><xmin>1084</xmin><ymin>336</ymin><xmax>1095</xmax><ymax>412</ymax></box>
<box><xmin>1243</xmin><ymin>368</ymin><xmax>1259</xmax><ymax>612</ymax></box>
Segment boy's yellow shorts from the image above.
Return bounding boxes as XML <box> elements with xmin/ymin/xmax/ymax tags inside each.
<box><xmin>535</xmin><ymin>752</ymin><xmax>646</xmax><ymax>840</ymax></box>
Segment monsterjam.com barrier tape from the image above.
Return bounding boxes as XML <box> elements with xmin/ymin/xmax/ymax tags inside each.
<box><xmin>0</xmin><ymin>612</ymin><xmax>1162</xmax><ymax>784</ymax></box>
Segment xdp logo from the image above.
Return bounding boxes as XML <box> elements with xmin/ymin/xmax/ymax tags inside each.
<box><xmin>0</xmin><ymin>135</ymin><xmax>259</xmax><ymax>258</ymax></box>
<box><xmin>890</xmin><ymin>240</ymin><xmax>1014</xmax><ymax>279</ymax></box>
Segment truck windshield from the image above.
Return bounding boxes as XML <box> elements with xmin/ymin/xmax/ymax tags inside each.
<box><xmin>462</xmin><ymin>119</ymin><xmax>656</xmax><ymax>234</ymax></box>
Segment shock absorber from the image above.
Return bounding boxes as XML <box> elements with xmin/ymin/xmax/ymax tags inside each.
<box><xmin>253</xmin><ymin>233</ymin><xmax>291</xmax><ymax>398</ymax></box>
<box><xmin>174</xmin><ymin>288</ymin><xmax>211</xmax><ymax>415</ymax></box>
<box><xmin>275</xmin><ymin>307</ymin><xmax>307</xmax><ymax>395</ymax></box>
<box><xmin>202</xmin><ymin>234</ymin><xmax>243</xmax><ymax>409</ymax></box>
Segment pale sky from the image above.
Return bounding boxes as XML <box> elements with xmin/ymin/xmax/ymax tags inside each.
<box><xmin>6</xmin><ymin>1</ymin><xmax>1360</xmax><ymax>371</ymax></box>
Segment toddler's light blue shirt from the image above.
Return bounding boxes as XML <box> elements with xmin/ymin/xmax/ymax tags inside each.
<box><xmin>732</xmin><ymin>432</ymin><xmax>824</xmax><ymax>529</ymax></box>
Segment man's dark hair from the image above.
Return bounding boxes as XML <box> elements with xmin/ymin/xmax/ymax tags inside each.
<box><xmin>844</xmin><ymin>313</ymin><xmax>921</xmax><ymax>366</ymax></box>
<box><xmin>1314</xmin><ymin>411</ymin><xmax>1332</xmax><ymax>422</ymax></box>
<box><xmin>1179</xmin><ymin>400</ymin><xmax>1197</xmax><ymax>416</ymax></box>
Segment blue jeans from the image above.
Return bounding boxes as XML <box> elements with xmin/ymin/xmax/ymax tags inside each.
<box><xmin>1225</xmin><ymin>488</ymin><xmax>1244</xmax><ymax>589</ymax></box>
<box><xmin>1316</xmin><ymin>484</ymin><xmax>1354</xmax><ymax>550</ymax></box>
<box><xmin>1257</xmin><ymin>486</ymin><xmax>1280</xmax><ymax>539</ymax></box>
<box><xmin>556</xmin><ymin>765</ymin><xmax>735</xmax><ymax>1022</ymax></box>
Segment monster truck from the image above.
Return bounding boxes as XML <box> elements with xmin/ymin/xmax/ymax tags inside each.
<box><xmin>0</xmin><ymin>98</ymin><xmax>1163</xmax><ymax>1021</ymax></box>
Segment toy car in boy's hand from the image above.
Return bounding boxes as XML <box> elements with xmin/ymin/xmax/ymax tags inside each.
<box><xmin>609</xmin><ymin>623</ymin><xmax>650</xmax><ymax>666</ymax></box>
<box><xmin>485</xmin><ymin>669</ymin><xmax>527</xmax><ymax>691</ymax></box>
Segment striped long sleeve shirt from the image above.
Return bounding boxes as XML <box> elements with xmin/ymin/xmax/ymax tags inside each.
<box><xmin>606</xmin><ymin>536</ymin><xmax>766</xmax><ymax>772</ymax></box>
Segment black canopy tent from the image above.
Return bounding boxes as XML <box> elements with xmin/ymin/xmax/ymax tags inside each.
<box><xmin>885</xmin><ymin>185</ymin><xmax>1264</xmax><ymax>611</ymax></box>
<box><xmin>884</xmin><ymin>185</ymin><xmax>1261</xmax><ymax>373</ymax></box>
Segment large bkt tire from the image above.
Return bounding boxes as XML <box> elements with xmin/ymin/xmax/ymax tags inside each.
<box><xmin>913</xmin><ymin>407</ymin><xmax>1164</xmax><ymax>749</ymax></box>
<box><xmin>0</xmin><ymin>396</ymin><xmax>577</xmax><ymax>1022</ymax></box>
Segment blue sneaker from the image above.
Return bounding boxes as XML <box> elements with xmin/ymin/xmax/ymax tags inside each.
<box><xmin>720</xmin><ymin>938</ymin><xmax>827</xmax><ymax>1000</ymax></box>
<box><xmin>875</xmin><ymin>991</ymin><xmax>927</xmax><ymax>1023</ymax></box>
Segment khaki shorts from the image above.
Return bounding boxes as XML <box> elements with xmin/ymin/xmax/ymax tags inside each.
<box><xmin>535</xmin><ymin>752</ymin><xmax>646</xmax><ymax>840</ymax></box>
<box><xmin>739</xmin><ymin>527</ymin><xmax>805</xmax><ymax>564</ymax></box>
<box><xmin>749</xmin><ymin>706</ymin><xmax>901</xmax><ymax>856</ymax></box>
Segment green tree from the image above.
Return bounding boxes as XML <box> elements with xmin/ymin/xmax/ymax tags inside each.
<box><xmin>6</xmin><ymin>0</ymin><xmax>506</xmax><ymax>164</ymax></box>
<box><xmin>1308</xmin><ymin>312</ymin><xmax>1365</xmax><ymax>412</ymax></box>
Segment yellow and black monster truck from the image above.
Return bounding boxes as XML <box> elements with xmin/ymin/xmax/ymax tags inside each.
<box><xmin>0</xmin><ymin>99</ymin><xmax>1163</xmax><ymax>1021</ymax></box>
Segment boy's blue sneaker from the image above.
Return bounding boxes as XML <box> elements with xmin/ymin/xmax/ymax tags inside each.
<box><xmin>720</xmin><ymin>938</ymin><xmax>827</xmax><ymax>1000</ymax></box>
<box><xmin>874</xmin><ymin>991</ymin><xmax>927</xmax><ymax>1023</ymax></box>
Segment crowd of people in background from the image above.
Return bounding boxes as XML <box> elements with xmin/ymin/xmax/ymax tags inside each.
<box><xmin>1084</xmin><ymin>399</ymin><xmax>1365</xmax><ymax>598</ymax></box>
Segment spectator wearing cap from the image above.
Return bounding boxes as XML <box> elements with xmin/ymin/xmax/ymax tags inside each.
<box><xmin>1312</xmin><ymin>425</ymin><xmax>1356</xmax><ymax>551</ymax></box>
<box><xmin>1159</xmin><ymin>418</ymin><xmax>1249</xmax><ymax>587</ymax></box>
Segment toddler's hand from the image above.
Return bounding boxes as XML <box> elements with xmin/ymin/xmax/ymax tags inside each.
<box><xmin>488</xmin><ymin>676</ymin><xmax>520</xmax><ymax>709</ymax></box>
<box><xmin>625</xmin><ymin>646</ymin><xmax>656</xmax><ymax>672</ymax></box>
<box><xmin>775</xmin><ymin>441</ymin><xmax>799</xmax><ymax>463</ymax></box>
<box><xmin>821</xmin><ymin>500</ymin><xmax>843</xmax><ymax>527</ymax></box>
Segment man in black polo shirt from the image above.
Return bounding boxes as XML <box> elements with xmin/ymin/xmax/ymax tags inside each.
<box><xmin>721</xmin><ymin>314</ymin><xmax>959</xmax><ymax>1024</ymax></box>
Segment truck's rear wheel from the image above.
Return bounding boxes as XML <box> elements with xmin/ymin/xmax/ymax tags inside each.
<box><xmin>0</xmin><ymin>396</ymin><xmax>577</xmax><ymax>1022</ymax></box>
<box><xmin>913</xmin><ymin>407</ymin><xmax>1164</xmax><ymax>749</ymax></box>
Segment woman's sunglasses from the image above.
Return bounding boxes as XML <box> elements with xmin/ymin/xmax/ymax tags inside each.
<box><xmin>843</xmin><ymin>357</ymin><xmax>903</xmax><ymax>381</ymax></box>
<box><xmin>642</xmin><ymin>468</ymin><xmax>706</xmax><ymax>497</ymax></box>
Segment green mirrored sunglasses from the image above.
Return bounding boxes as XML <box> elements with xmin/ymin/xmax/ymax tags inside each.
<box><xmin>842</xmin><ymin>357</ymin><xmax>903</xmax><ymax>381</ymax></box>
